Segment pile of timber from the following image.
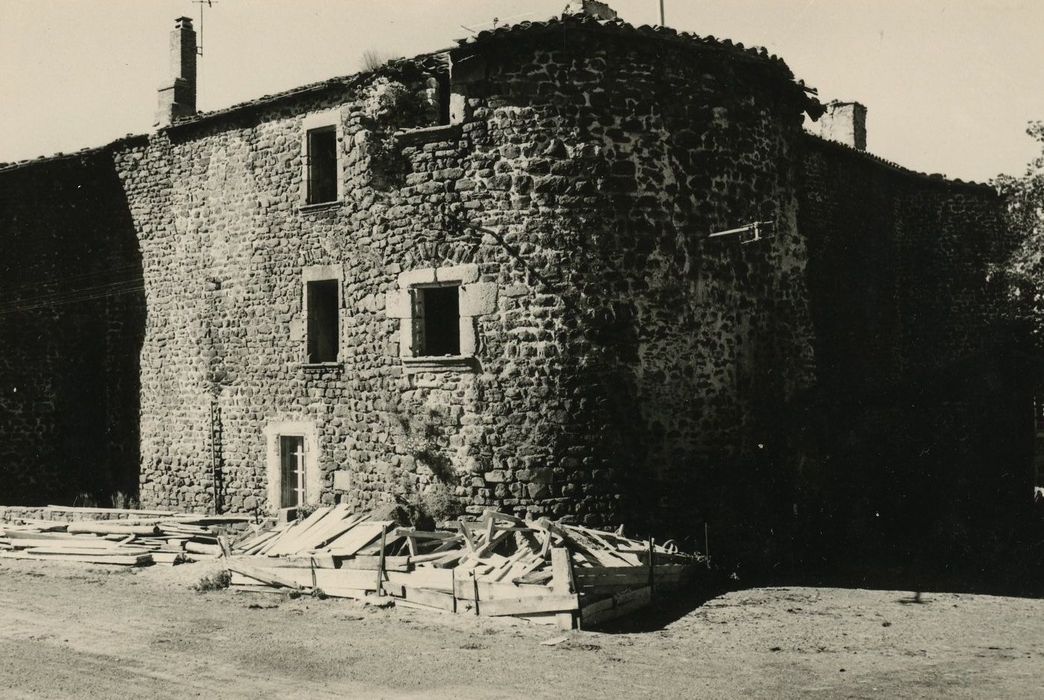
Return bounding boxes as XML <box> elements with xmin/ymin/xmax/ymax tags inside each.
<box><xmin>0</xmin><ymin>507</ymin><xmax>250</xmax><ymax>566</ymax></box>
<box><xmin>226</xmin><ymin>504</ymin><xmax>704</xmax><ymax>629</ymax></box>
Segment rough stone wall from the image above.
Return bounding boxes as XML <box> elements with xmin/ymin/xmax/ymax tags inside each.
<box><xmin>0</xmin><ymin>21</ymin><xmax>1027</xmax><ymax>569</ymax></box>
<box><xmin>0</xmin><ymin>153</ymin><xmax>145</xmax><ymax>505</ymax></box>
<box><xmin>113</xmin><ymin>27</ymin><xmax>816</xmax><ymax>530</ymax></box>
<box><xmin>798</xmin><ymin>134</ymin><xmax>1032</xmax><ymax>559</ymax></box>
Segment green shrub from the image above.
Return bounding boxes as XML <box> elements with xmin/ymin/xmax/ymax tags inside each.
<box><xmin>192</xmin><ymin>570</ymin><xmax>231</xmax><ymax>593</ymax></box>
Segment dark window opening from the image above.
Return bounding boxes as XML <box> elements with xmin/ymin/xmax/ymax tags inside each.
<box><xmin>435</xmin><ymin>72</ymin><xmax>451</xmax><ymax>126</ymax></box>
<box><xmin>306</xmin><ymin>127</ymin><xmax>337</xmax><ymax>204</ymax></box>
<box><xmin>412</xmin><ymin>284</ymin><xmax>460</xmax><ymax>356</ymax></box>
<box><xmin>279</xmin><ymin>435</ymin><xmax>305</xmax><ymax>508</ymax></box>
<box><xmin>306</xmin><ymin>279</ymin><xmax>339</xmax><ymax>363</ymax></box>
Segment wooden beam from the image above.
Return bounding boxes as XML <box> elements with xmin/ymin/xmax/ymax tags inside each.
<box><xmin>403</xmin><ymin>586</ymin><xmax>456</xmax><ymax>612</ymax></box>
<box><xmin>478</xmin><ymin>594</ymin><xmax>579</xmax><ymax>617</ymax></box>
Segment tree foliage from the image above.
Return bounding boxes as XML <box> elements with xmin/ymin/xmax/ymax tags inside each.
<box><xmin>993</xmin><ymin>122</ymin><xmax>1044</xmax><ymax>347</ymax></box>
<box><xmin>997</xmin><ymin>122</ymin><xmax>1044</xmax><ymax>279</ymax></box>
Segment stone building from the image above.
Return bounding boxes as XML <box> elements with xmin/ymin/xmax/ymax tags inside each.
<box><xmin>0</xmin><ymin>3</ymin><xmax>1030</xmax><ymax>562</ymax></box>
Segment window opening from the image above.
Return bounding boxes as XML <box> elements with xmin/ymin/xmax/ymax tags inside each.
<box><xmin>306</xmin><ymin>127</ymin><xmax>337</xmax><ymax>204</ymax></box>
<box><xmin>435</xmin><ymin>71</ymin><xmax>451</xmax><ymax>126</ymax></box>
<box><xmin>306</xmin><ymin>279</ymin><xmax>339</xmax><ymax>363</ymax></box>
<box><xmin>279</xmin><ymin>435</ymin><xmax>306</xmax><ymax>508</ymax></box>
<box><xmin>412</xmin><ymin>284</ymin><xmax>460</xmax><ymax>356</ymax></box>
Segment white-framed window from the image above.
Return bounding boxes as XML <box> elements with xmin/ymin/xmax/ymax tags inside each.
<box><xmin>278</xmin><ymin>435</ymin><xmax>307</xmax><ymax>508</ymax></box>
<box><xmin>300</xmin><ymin>109</ymin><xmax>343</xmax><ymax>206</ymax></box>
<box><xmin>265</xmin><ymin>421</ymin><xmax>320</xmax><ymax>512</ymax></box>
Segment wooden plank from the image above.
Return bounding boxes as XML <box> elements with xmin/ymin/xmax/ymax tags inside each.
<box><xmin>4</xmin><ymin>521</ymin><xmax>69</xmax><ymax>532</ymax></box>
<box><xmin>21</xmin><ymin>546</ymin><xmax>152</xmax><ymax>556</ymax></box>
<box><xmin>403</xmin><ymin>586</ymin><xmax>456</xmax><ymax>612</ymax></box>
<box><xmin>0</xmin><ymin>550</ymin><xmax>152</xmax><ymax>566</ymax></box>
<box><xmin>265</xmin><ymin>506</ymin><xmax>334</xmax><ymax>556</ymax></box>
<box><xmin>185</xmin><ymin>541</ymin><xmax>222</xmax><ymax>556</ymax></box>
<box><xmin>356</xmin><ymin>533</ymin><xmax>403</xmax><ymax>556</ymax></box>
<box><xmin>457</xmin><ymin>521</ymin><xmax>477</xmax><ymax>552</ymax></box>
<box><xmin>226</xmin><ymin>561</ymin><xmax>303</xmax><ymax>589</ymax></box>
<box><xmin>233</xmin><ymin>527</ymin><xmax>279</xmax><ymax>552</ymax></box>
<box><xmin>230</xmin><ymin>583</ymin><xmax>285</xmax><ymax>594</ymax></box>
<box><xmin>375</xmin><ymin>524</ymin><xmax>388</xmax><ymax>596</ymax></box>
<box><xmin>162</xmin><ymin>514</ymin><xmax>251</xmax><ymax>526</ymax></box>
<box><xmin>482</xmin><ymin>510</ymin><xmax>525</xmax><ymax>525</ymax></box>
<box><xmin>391</xmin><ymin>529</ymin><xmax>457</xmax><ymax>541</ymax></box>
<box><xmin>240</xmin><ymin>566</ymin><xmax>382</xmax><ymax>591</ymax></box>
<box><xmin>512</xmin><ymin>567</ymin><xmax>552</xmax><ymax>586</ymax></box>
<box><xmin>66</xmin><ymin>522</ymin><xmax>161</xmax><ymax>537</ymax></box>
<box><xmin>574</xmin><ymin>566</ymin><xmax>649</xmax><ymax>588</ymax></box>
<box><xmin>478</xmin><ymin>594</ymin><xmax>579</xmax><ymax>617</ymax></box>
<box><xmin>560</xmin><ymin>527</ymin><xmax>633</xmax><ymax>567</ymax></box>
<box><xmin>4</xmin><ymin>533</ymin><xmax>134</xmax><ymax>549</ymax></box>
<box><xmin>395</xmin><ymin>599</ymin><xmax>453</xmax><ymax>615</ymax></box>
<box><xmin>308</xmin><ymin>510</ymin><xmax>370</xmax><ymax>550</ymax></box>
<box><xmin>284</xmin><ymin>503</ymin><xmax>352</xmax><ymax>551</ymax></box>
<box><xmin>324</xmin><ymin>522</ymin><xmax>389</xmax><ymax>556</ymax></box>
<box><xmin>338</xmin><ymin>555</ymin><xmax>411</xmax><ymax>572</ymax></box>
<box><xmin>284</xmin><ymin>553</ymin><xmax>337</xmax><ymax>569</ymax></box>
<box><xmin>386</xmin><ymin>568</ymin><xmax>454</xmax><ymax>592</ymax></box>
<box><xmin>261</xmin><ymin>507</ymin><xmax>328</xmax><ymax>555</ymax></box>
<box><xmin>45</xmin><ymin>505</ymin><xmax>178</xmax><ymax>516</ymax></box>
<box><xmin>429</xmin><ymin>550</ymin><xmax>465</xmax><ymax>568</ymax></box>
<box><xmin>551</xmin><ymin>547</ymin><xmax>577</xmax><ymax>630</ymax></box>
<box><xmin>453</xmin><ymin>579</ymin><xmax>551</xmax><ymax>600</ymax></box>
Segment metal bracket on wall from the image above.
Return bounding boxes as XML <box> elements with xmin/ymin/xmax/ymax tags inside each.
<box><xmin>708</xmin><ymin>220</ymin><xmax>775</xmax><ymax>245</ymax></box>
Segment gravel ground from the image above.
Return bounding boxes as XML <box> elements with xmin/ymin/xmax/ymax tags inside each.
<box><xmin>1</xmin><ymin>557</ymin><xmax>1043</xmax><ymax>699</ymax></box>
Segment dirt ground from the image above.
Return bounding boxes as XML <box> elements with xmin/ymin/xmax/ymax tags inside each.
<box><xmin>1</xmin><ymin>558</ymin><xmax>1042</xmax><ymax>699</ymax></box>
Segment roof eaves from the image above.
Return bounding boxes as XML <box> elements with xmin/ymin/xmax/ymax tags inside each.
<box><xmin>804</xmin><ymin>132</ymin><xmax>995</xmax><ymax>193</ymax></box>
<box><xmin>0</xmin><ymin>133</ymin><xmax>148</xmax><ymax>176</ymax></box>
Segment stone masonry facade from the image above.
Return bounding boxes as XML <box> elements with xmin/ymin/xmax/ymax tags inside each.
<box><xmin>0</xmin><ymin>9</ymin><xmax>1030</xmax><ymax>558</ymax></box>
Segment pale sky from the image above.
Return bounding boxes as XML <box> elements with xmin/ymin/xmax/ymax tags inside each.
<box><xmin>1</xmin><ymin>0</ymin><xmax>1042</xmax><ymax>181</ymax></box>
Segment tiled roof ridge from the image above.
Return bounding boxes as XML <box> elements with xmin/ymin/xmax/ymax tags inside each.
<box><xmin>803</xmin><ymin>132</ymin><xmax>996</xmax><ymax>192</ymax></box>
<box><xmin>457</xmin><ymin>12</ymin><xmax>792</xmax><ymax>70</ymax></box>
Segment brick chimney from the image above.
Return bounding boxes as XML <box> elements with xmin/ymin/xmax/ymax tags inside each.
<box><xmin>563</xmin><ymin>1</ymin><xmax>619</xmax><ymax>20</ymax></box>
<box><xmin>155</xmin><ymin>17</ymin><xmax>197</xmax><ymax>127</ymax></box>
<box><xmin>808</xmin><ymin>101</ymin><xmax>867</xmax><ymax>151</ymax></box>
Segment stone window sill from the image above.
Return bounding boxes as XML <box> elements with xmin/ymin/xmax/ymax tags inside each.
<box><xmin>298</xmin><ymin>200</ymin><xmax>344</xmax><ymax>213</ymax></box>
<box><xmin>394</xmin><ymin>124</ymin><xmax>462</xmax><ymax>146</ymax></box>
<box><xmin>299</xmin><ymin>361</ymin><xmax>343</xmax><ymax>372</ymax></box>
<box><xmin>401</xmin><ymin>355</ymin><xmax>476</xmax><ymax>373</ymax></box>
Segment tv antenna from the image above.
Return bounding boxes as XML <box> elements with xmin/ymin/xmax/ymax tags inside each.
<box><xmin>460</xmin><ymin>11</ymin><xmax>534</xmax><ymax>35</ymax></box>
<box><xmin>192</xmin><ymin>0</ymin><xmax>218</xmax><ymax>56</ymax></box>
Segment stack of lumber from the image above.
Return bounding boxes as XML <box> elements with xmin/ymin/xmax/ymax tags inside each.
<box><xmin>225</xmin><ymin>506</ymin><xmax>704</xmax><ymax>629</ymax></box>
<box><xmin>0</xmin><ymin>508</ymin><xmax>251</xmax><ymax>567</ymax></box>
